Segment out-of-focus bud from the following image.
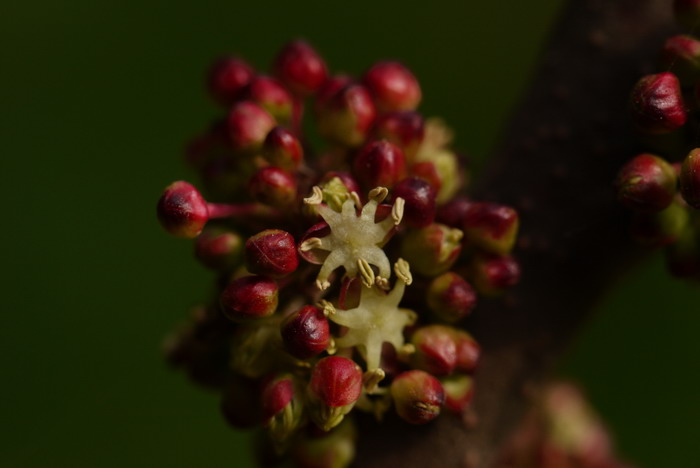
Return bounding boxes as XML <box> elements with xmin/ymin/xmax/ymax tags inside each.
<box><xmin>441</xmin><ymin>374</ymin><xmax>475</xmax><ymax>414</ymax></box>
<box><xmin>615</xmin><ymin>154</ymin><xmax>677</xmax><ymax>212</ymax></box>
<box><xmin>471</xmin><ymin>254</ymin><xmax>521</xmax><ymax>296</ymax></box>
<box><xmin>308</xmin><ymin>356</ymin><xmax>363</xmax><ymax>431</ymax></box>
<box><xmin>390</xmin><ymin>370</ymin><xmax>445</xmax><ymax>424</ymax></box>
<box><xmin>246</xmin><ymin>75</ymin><xmax>294</xmax><ymax>123</ymax></box>
<box><xmin>371</xmin><ymin>111</ymin><xmax>425</xmax><ymax>161</ymax></box>
<box><xmin>463</xmin><ymin>202</ymin><xmax>519</xmax><ymax>255</ymax></box>
<box><xmin>400</xmin><ymin>223</ymin><xmax>463</xmax><ymax>276</ymax></box>
<box><xmin>248</xmin><ymin>167</ymin><xmax>297</xmax><ymax>208</ymax></box>
<box><xmin>292</xmin><ymin>419</ymin><xmax>357</xmax><ymax>468</ymax></box>
<box><xmin>427</xmin><ymin>272</ymin><xmax>477</xmax><ymax>323</ymax></box>
<box><xmin>230</xmin><ymin>324</ymin><xmax>278</xmax><ymax>378</ymax></box>
<box><xmin>207</xmin><ymin>56</ymin><xmax>255</xmax><ymax>105</ymax></box>
<box><xmin>353</xmin><ymin>140</ymin><xmax>407</xmax><ymax>190</ymax></box>
<box><xmin>227</xmin><ymin>100</ymin><xmax>277</xmax><ymax>152</ymax></box>
<box><xmin>316</xmin><ymin>82</ymin><xmax>376</xmax><ymax>147</ymax></box>
<box><xmin>194</xmin><ymin>227</ymin><xmax>244</xmax><ymax>271</ymax></box>
<box><xmin>630</xmin><ymin>201</ymin><xmax>689</xmax><ymax>246</ymax></box>
<box><xmin>674</xmin><ymin>0</ymin><xmax>700</xmax><ymax>29</ymax></box>
<box><xmin>410</xmin><ymin>161</ymin><xmax>442</xmax><ymax>192</ymax></box>
<box><xmin>452</xmin><ymin>330</ymin><xmax>480</xmax><ymax>373</ymax></box>
<box><xmin>410</xmin><ymin>325</ymin><xmax>458</xmax><ymax>376</ymax></box>
<box><xmin>245</xmin><ymin>229</ymin><xmax>299</xmax><ymax>278</ymax></box>
<box><xmin>281</xmin><ymin>305</ymin><xmax>331</xmax><ymax>359</ymax></box>
<box><xmin>431</xmin><ymin>149</ymin><xmax>463</xmax><ymax>203</ymax></box>
<box><xmin>680</xmin><ymin>147</ymin><xmax>700</xmax><ymax>208</ymax></box>
<box><xmin>363</xmin><ymin>61</ymin><xmax>422</xmax><ymax>112</ymax></box>
<box><xmin>274</xmin><ymin>40</ymin><xmax>328</xmax><ymax>96</ymax></box>
<box><xmin>262</xmin><ymin>374</ymin><xmax>303</xmax><ymax>443</ymax></box>
<box><xmin>630</xmin><ymin>72</ymin><xmax>686</xmax><ymax>134</ymax></box>
<box><xmin>220</xmin><ymin>275</ymin><xmax>279</xmax><ymax>321</ymax></box>
<box><xmin>262</xmin><ymin>126</ymin><xmax>304</xmax><ymax>170</ymax></box>
<box><xmin>660</xmin><ymin>35</ymin><xmax>700</xmax><ymax>86</ymax></box>
<box><xmin>157</xmin><ymin>181</ymin><xmax>209</xmax><ymax>238</ymax></box>
<box><xmin>436</xmin><ymin>196</ymin><xmax>472</xmax><ymax>228</ymax></box>
<box><xmin>392</xmin><ymin>177</ymin><xmax>436</xmax><ymax>228</ymax></box>
<box><xmin>184</xmin><ymin>120</ymin><xmax>232</xmax><ymax>170</ymax></box>
<box><xmin>220</xmin><ymin>376</ymin><xmax>261</xmax><ymax>429</ymax></box>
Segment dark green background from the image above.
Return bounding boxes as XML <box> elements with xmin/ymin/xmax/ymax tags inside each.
<box><xmin>3</xmin><ymin>1</ymin><xmax>699</xmax><ymax>466</ymax></box>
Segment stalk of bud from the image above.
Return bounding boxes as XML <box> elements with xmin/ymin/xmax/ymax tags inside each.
<box><xmin>680</xmin><ymin>148</ymin><xmax>700</xmax><ymax>209</ymax></box>
<box><xmin>427</xmin><ymin>272</ymin><xmax>477</xmax><ymax>322</ymax></box>
<box><xmin>390</xmin><ymin>370</ymin><xmax>445</xmax><ymax>424</ymax></box>
<box><xmin>274</xmin><ymin>40</ymin><xmax>328</xmax><ymax>97</ymax></box>
<box><xmin>263</xmin><ymin>126</ymin><xmax>304</xmax><ymax>170</ymax></box>
<box><xmin>615</xmin><ymin>154</ymin><xmax>677</xmax><ymax>212</ymax></box>
<box><xmin>207</xmin><ymin>56</ymin><xmax>254</xmax><ymax>105</ymax></box>
<box><xmin>194</xmin><ymin>227</ymin><xmax>244</xmax><ymax>271</ymax></box>
<box><xmin>308</xmin><ymin>357</ymin><xmax>363</xmax><ymax>431</ymax></box>
<box><xmin>410</xmin><ymin>325</ymin><xmax>458</xmax><ymax>376</ymax></box>
<box><xmin>629</xmin><ymin>72</ymin><xmax>686</xmax><ymax>134</ymax></box>
<box><xmin>245</xmin><ymin>229</ymin><xmax>299</xmax><ymax>278</ymax></box>
<box><xmin>400</xmin><ymin>223</ymin><xmax>463</xmax><ymax>276</ymax></box>
<box><xmin>463</xmin><ymin>202</ymin><xmax>519</xmax><ymax>255</ymax></box>
<box><xmin>220</xmin><ymin>275</ymin><xmax>279</xmax><ymax>321</ymax></box>
<box><xmin>363</xmin><ymin>61</ymin><xmax>422</xmax><ymax>112</ymax></box>
<box><xmin>281</xmin><ymin>305</ymin><xmax>331</xmax><ymax>359</ymax></box>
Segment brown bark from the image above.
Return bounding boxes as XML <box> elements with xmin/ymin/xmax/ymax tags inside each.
<box><xmin>354</xmin><ymin>1</ymin><xmax>675</xmax><ymax>466</ymax></box>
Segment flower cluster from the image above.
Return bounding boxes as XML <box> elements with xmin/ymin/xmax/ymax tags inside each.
<box><xmin>157</xmin><ymin>40</ymin><xmax>520</xmax><ymax>467</ymax></box>
<box><xmin>615</xmin><ymin>1</ymin><xmax>700</xmax><ymax>280</ymax></box>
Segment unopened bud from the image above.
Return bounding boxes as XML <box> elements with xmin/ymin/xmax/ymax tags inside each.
<box><xmin>281</xmin><ymin>305</ymin><xmax>331</xmax><ymax>359</ymax></box>
<box><xmin>400</xmin><ymin>223</ymin><xmax>463</xmax><ymax>276</ymax></box>
<box><xmin>392</xmin><ymin>177</ymin><xmax>437</xmax><ymax>227</ymax></box>
<box><xmin>245</xmin><ymin>229</ymin><xmax>299</xmax><ymax>278</ymax></box>
<box><xmin>391</xmin><ymin>370</ymin><xmax>445</xmax><ymax>424</ymax></box>
<box><xmin>463</xmin><ymin>202</ymin><xmax>519</xmax><ymax>255</ymax></box>
<box><xmin>246</xmin><ymin>75</ymin><xmax>294</xmax><ymax>123</ymax></box>
<box><xmin>274</xmin><ymin>40</ymin><xmax>328</xmax><ymax>96</ymax></box>
<box><xmin>660</xmin><ymin>35</ymin><xmax>700</xmax><ymax>86</ymax></box>
<box><xmin>157</xmin><ymin>181</ymin><xmax>209</xmax><ymax>238</ymax></box>
<box><xmin>471</xmin><ymin>254</ymin><xmax>521</xmax><ymax>296</ymax></box>
<box><xmin>228</xmin><ymin>100</ymin><xmax>276</xmax><ymax>152</ymax></box>
<box><xmin>630</xmin><ymin>72</ymin><xmax>686</xmax><ymax>134</ymax></box>
<box><xmin>363</xmin><ymin>61</ymin><xmax>422</xmax><ymax>112</ymax></box>
<box><xmin>262</xmin><ymin>126</ymin><xmax>304</xmax><ymax>170</ymax></box>
<box><xmin>353</xmin><ymin>140</ymin><xmax>407</xmax><ymax>190</ymax></box>
<box><xmin>220</xmin><ymin>275</ymin><xmax>279</xmax><ymax>320</ymax></box>
<box><xmin>427</xmin><ymin>272</ymin><xmax>477</xmax><ymax>322</ymax></box>
<box><xmin>436</xmin><ymin>196</ymin><xmax>473</xmax><ymax>228</ymax></box>
<box><xmin>194</xmin><ymin>227</ymin><xmax>244</xmax><ymax>271</ymax></box>
<box><xmin>616</xmin><ymin>154</ymin><xmax>677</xmax><ymax>212</ymax></box>
<box><xmin>262</xmin><ymin>374</ymin><xmax>303</xmax><ymax>443</ymax></box>
<box><xmin>292</xmin><ymin>419</ymin><xmax>357</xmax><ymax>468</ymax></box>
<box><xmin>248</xmin><ymin>167</ymin><xmax>297</xmax><ymax>208</ymax></box>
<box><xmin>308</xmin><ymin>356</ymin><xmax>363</xmax><ymax>431</ymax></box>
<box><xmin>410</xmin><ymin>325</ymin><xmax>458</xmax><ymax>376</ymax></box>
<box><xmin>371</xmin><ymin>111</ymin><xmax>425</xmax><ymax>161</ymax></box>
<box><xmin>452</xmin><ymin>330</ymin><xmax>480</xmax><ymax>373</ymax></box>
<box><xmin>680</xmin><ymin>148</ymin><xmax>700</xmax><ymax>208</ymax></box>
<box><xmin>316</xmin><ymin>82</ymin><xmax>376</xmax><ymax>147</ymax></box>
<box><xmin>441</xmin><ymin>374</ymin><xmax>475</xmax><ymax>414</ymax></box>
<box><xmin>207</xmin><ymin>56</ymin><xmax>254</xmax><ymax>105</ymax></box>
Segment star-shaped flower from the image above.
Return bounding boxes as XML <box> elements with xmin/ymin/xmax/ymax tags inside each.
<box><xmin>301</xmin><ymin>186</ymin><xmax>404</xmax><ymax>290</ymax></box>
<box><xmin>323</xmin><ymin>259</ymin><xmax>416</xmax><ymax>390</ymax></box>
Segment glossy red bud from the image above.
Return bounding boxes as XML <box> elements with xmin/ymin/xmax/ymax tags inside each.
<box><xmin>245</xmin><ymin>229</ymin><xmax>299</xmax><ymax>278</ymax></box>
<box><xmin>263</xmin><ymin>126</ymin><xmax>304</xmax><ymax>170</ymax></box>
<box><xmin>436</xmin><ymin>196</ymin><xmax>473</xmax><ymax>228</ymax></box>
<box><xmin>472</xmin><ymin>254</ymin><xmax>521</xmax><ymax>296</ymax></box>
<box><xmin>363</xmin><ymin>61</ymin><xmax>422</xmax><ymax>112</ymax></box>
<box><xmin>220</xmin><ymin>275</ymin><xmax>279</xmax><ymax>320</ymax></box>
<box><xmin>227</xmin><ymin>100</ymin><xmax>276</xmax><ymax>152</ymax></box>
<box><xmin>274</xmin><ymin>40</ymin><xmax>328</xmax><ymax>96</ymax></box>
<box><xmin>463</xmin><ymin>202</ymin><xmax>519</xmax><ymax>255</ymax></box>
<box><xmin>680</xmin><ymin>148</ymin><xmax>700</xmax><ymax>209</ymax></box>
<box><xmin>427</xmin><ymin>272</ymin><xmax>477</xmax><ymax>322</ymax></box>
<box><xmin>316</xmin><ymin>82</ymin><xmax>376</xmax><ymax>147</ymax></box>
<box><xmin>452</xmin><ymin>330</ymin><xmax>480</xmax><ymax>373</ymax></box>
<box><xmin>157</xmin><ymin>181</ymin><xmax>208</xmax><ymax>238</ymax></box>
<box><xmin>281</xmin><ymin>305</ymin><xmax>331</xmax><ymax>359</ymax></box>
<box><xmin>353</xmin><ymin>140</ymin><xmax>407</xmax><ymax>189</ymax></box>
<box><xmin>207</xmin><ymin>57</ymin><xmax>255</xmax><ymax>105</ymax></box>
<box><xmin>371</xmin><ymin>111</ymin><xmax>425</xmax><ymax>161</ymax></box>
<box><xmin>392</xmin><ymin>177</ymin><xmax>436</xmax><ymax>227</ymax></box>
<box><xmin>630</xmin><ymin>72</ymin><xmax>686</xmax><ymax>134</ymax></box>
<box><xmin>615</xmin><ymin>154</ymin><xmax>677</xmax><ymax>212</ymax></box>
<box><xmin>248</xmin><ymin>167</ymin><xmax>297</xmax><ymax>208</ymax></box>
<box><xmin>309</xmin><ymin>356</ymin><xmax>363</xmax><ymax>408</ymax></box>
<box><xmin>441</xmin><ymin>374</ymin><xmax>475</xmax><ymax>414</ymax></box>
<box><xmin>391</xmin><ymin>370</ymin><xmax>445</xmax><ymax>424</ymax></box>
<box><xmin>194</xmin><ymin>227</ymin><xmax>244</xmax><ymax>271</ymax></box>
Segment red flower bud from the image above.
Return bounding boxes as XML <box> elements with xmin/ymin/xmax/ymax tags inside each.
<box><xmin>630</xmin><ymin>202</ymin><xmax>689</xmax><ymax>246</ymax></box>
<box><xmin>248</xmin><ymin>167</ymin><xmax>297</xmax><ymax>208</ymax></box>
<box><xmin>316</xmin><ymin>82</ymin><xmax>376</xmax><ymax>147</ymax></box>
<box><xmin>680</xmin><ymin>148</ymin><xmax>700</xmax><ymax>209</ymax></box>
<box><xmin>392</xmin><ymin>177</ymin><xmax>436</xmax><ymax>227</ymax></box>
<box><xmin>674</xmin><ymin>0</ymin><xmax>700</xmax><ymax>28</ymax></box>
<box><xmin>660</xmin><ymin>35</ymin><xmax>700</xmax><ymax>86</ymax></box>
<box><xmin>400</xmin><ymin>223</ymin><xmax>463</xmax><ymax>276</ymax></box>
<box><xmin>452</xmin><ymin>330</ymin><xmax>480</xmax><ymax>373</ymax></box>
<box><xmin>371</xmin><ymin>111</ymin><xmax>425</xmax><ymax>161</ymax></box>
<box><xmin>615</xmin><ymin>154</ymin><xmax>677</xmax><ymax>212</ymax></box>
<box><xmin>227</xmin><ymin>100</ymin><xmax>276</xmax><ymax>152</ymax></box>
<box><xmin>410</xmin><ymin>325</ymin><xmax>458</xmax><ymax>376</ymax></box>
<box><xmin>157</xmin><ymin>181</ymin><xmax>209</xmax><ymax>238</ymax></box>
<box><xmin>220</xmin><ymin>275</ymin><xmax>279</xmax><ymax>320</ymax></box>
<box><xmin>309</xmin><ymin>356</ymin><xmax>363</xmax><ymax>408</ymax></box>
<box><xmin>472</xmin><ymin>254</ymin><xmax>521</xmax><ymax>296</ymax></box>
<box><xmin>363</xmin><ymin>61</ymin><xmax>422</xmax><ymax>112</ymax></box>
<box><xmin>220</xmin><ymin>376</ymin><xmax>261</xmax><ymax>429</ymax></box>
<box><xmin>463</xmin><ymin>202</ymin><xmax>519</xmax><ymax>255</ymax></box>
<box><xmin>436</xmin><ymin>196</ymin><xmax>473</xmax><ymax>228</ymax></box>
<box><xmin>630</xmin><ymin>72</ymin><xmax>686</xmax><ymax>134</ymax></box>
<box><xmin>391</xmin><ymin>370</ymin><xmax>445</xmax><ymax>424</ymax></box>
<box><xmin>245</xmin><ymin>229</ymin><xmax>299</xmax><ymax>278</ymax></box>
<box><xmin>274</xmin><ymin>40</ymin><xmax>328</xmax><ymax>96</ymax></box>
<box><xmin>353</xmin><ymin>140</ymin><xmax>407</xmax><ymax>190</ymax></box>
<box><xmin>262</xmin><ymin>126</ymin><xmax>304</xmax><ymax>170</ymax></box>
<box><xmin>281</xmin><ymin>305</ymin><xmax>331</xmax><ymax>359</ymax></box>
<box><xmin>207</xmin><ymin>56</ymin><xmax>254</xmax><ymax>105</ymax></box>
<box><xmin>246</xmin><ymin>75</ymin><xmax>294</xmax><ymax>123</ymax></box>
<box><xmin>441</xmin><ymin>374</ymin><xmax>475</xmax><ymax>414</ymax></box>
<box><xmin>194</xmin><ymin>227</ymin><xmax>244</xmax><ymax>271</ymax></box>
<box><xmin>262</xmin><ymin>374</ymin><xmax>295</xmax><ymax>422</ymax></box>
<box><xmin>427</xmin><ymin>272</ymin><xmax>477</xmax><ymax>323</ymax></box>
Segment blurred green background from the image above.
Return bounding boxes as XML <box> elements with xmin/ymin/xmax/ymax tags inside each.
<box><xmin>2</xmin><ymin>0</ymin><xmax>699</xmax><ymax>466</ymax></box>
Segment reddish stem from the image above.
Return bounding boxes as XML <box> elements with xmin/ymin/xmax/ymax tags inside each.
<box><xmin>206</xmin><ymin>202</ymin><xmax>270</xmax><ymax>219</ymax></box>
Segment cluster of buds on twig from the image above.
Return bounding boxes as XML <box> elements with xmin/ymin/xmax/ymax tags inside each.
<box><xmin>497</xmin><ymin>382</ymin><xmax>635</xmax><ymax>468</ymax></box>
<box><xmin>615</xmin><ymin>1</ymin><xmax>700</xmax><ymax>280</ymax></box>
<box><xmin>157</xmin><ymin>39</ymin><xmax>521</xmax><ymax>467</ymax></box>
